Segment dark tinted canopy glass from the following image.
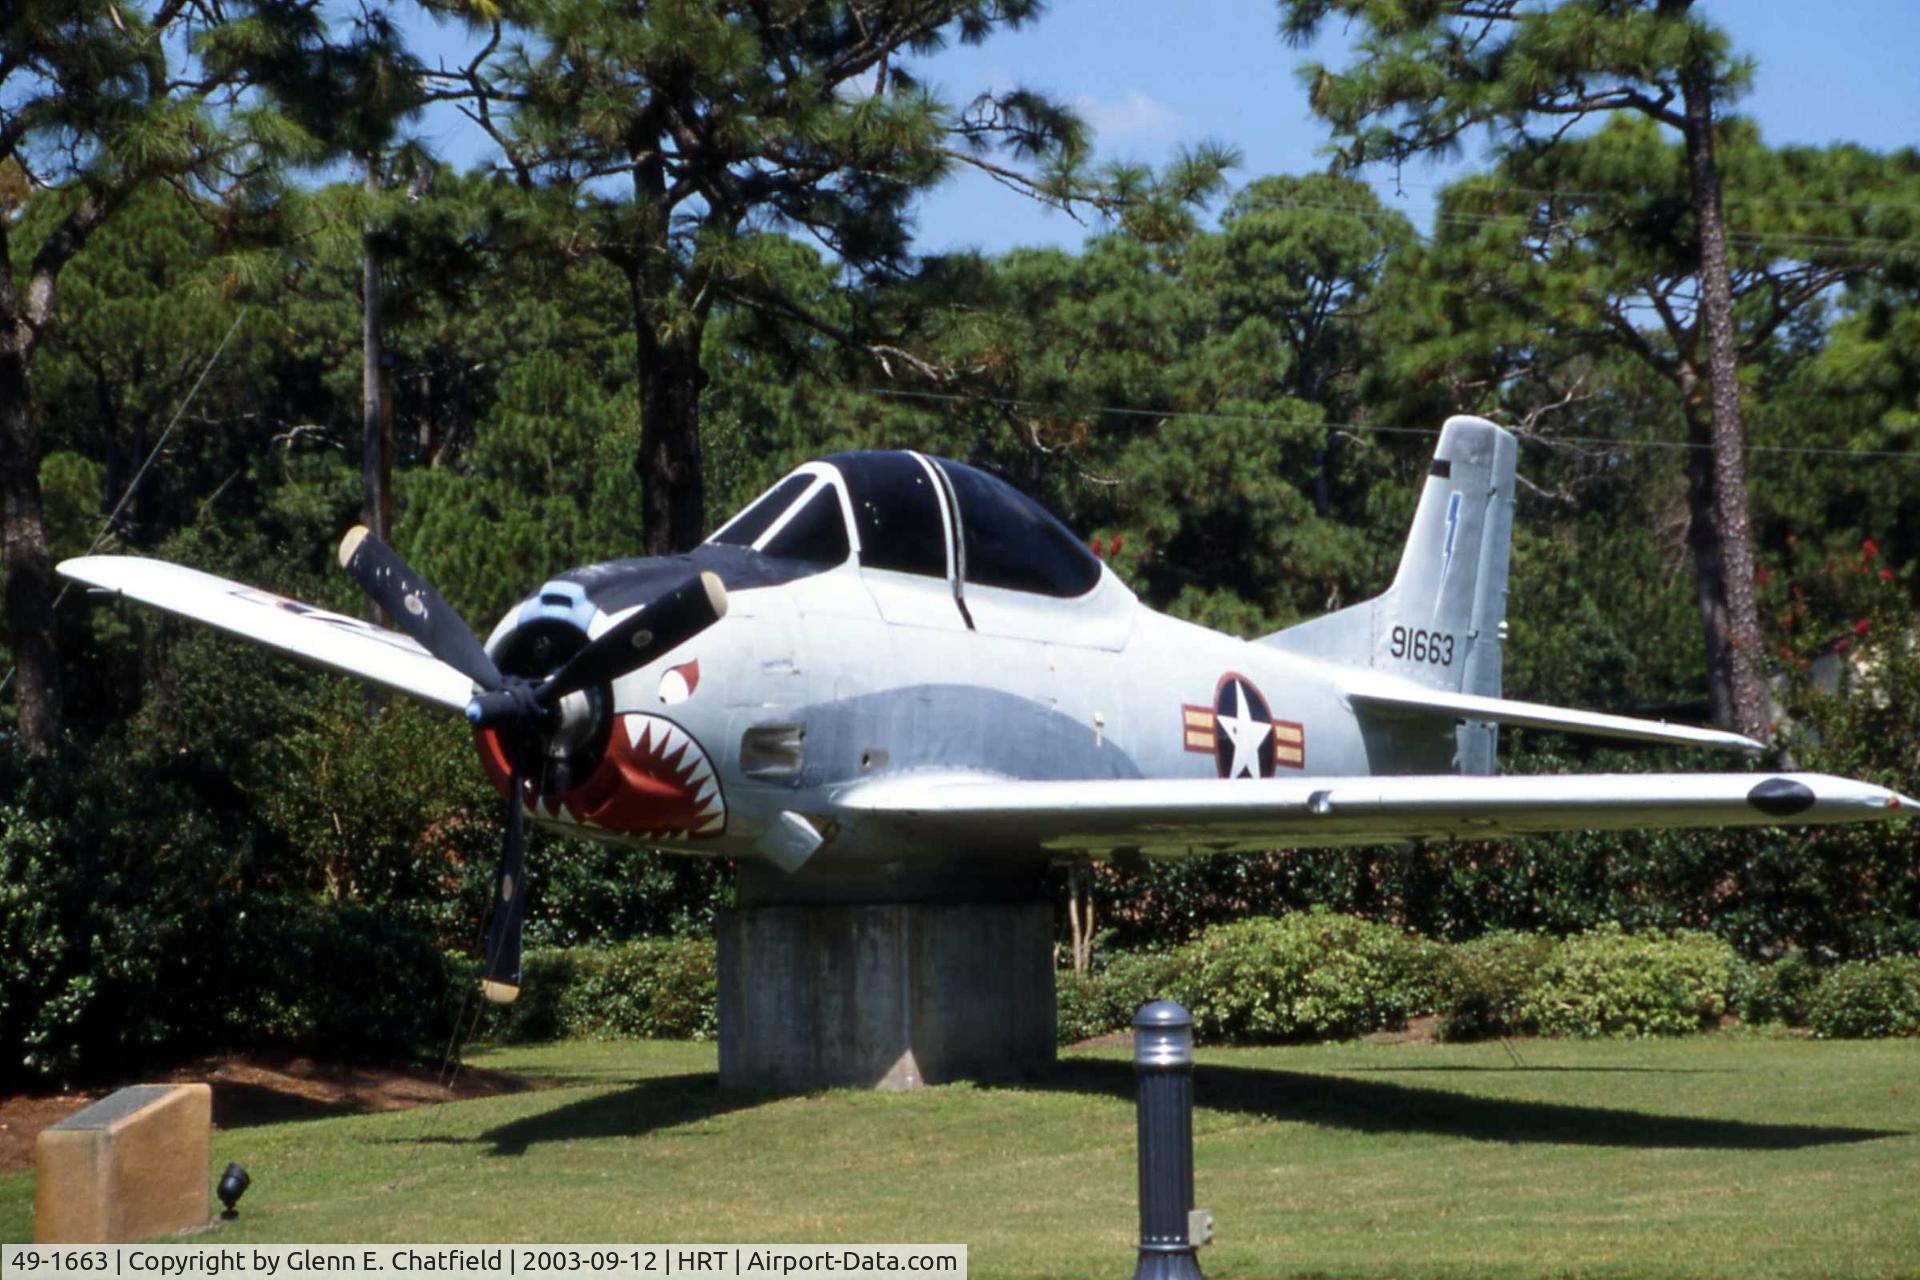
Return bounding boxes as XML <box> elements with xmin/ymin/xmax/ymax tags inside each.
<box><xmin>827</xmin><ymin>452</ymin><xmax>948</xmax><ymax>577</ymax></box>
<box><xmin>936</xmin><ymin>460</ymin><xmax>1101</xmax><ymax>598</ymax></box>
<box><xmin>761</xmin><ymin>484</ymin><xmax>850</xmax><ymax>565</ymax></box>
<box><xmin>710</xmin><ymin>475</ymin><xmax>813</xmax><ymax>548</ymax></box>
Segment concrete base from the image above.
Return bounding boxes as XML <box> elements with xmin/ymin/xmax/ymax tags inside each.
<box><xmin>717</xmin><ymin>900</ymin><xmax>1055</xmax><ymax>1091</ymax></box>
<box><xmin>36</xmin><ymin>1084</ymin><xmax>210</xmax><ymax>1242</ymax></box>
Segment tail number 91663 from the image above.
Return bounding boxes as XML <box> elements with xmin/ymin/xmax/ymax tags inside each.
<box><xmin>1389</xmin><ymin>626</ymin><xmax>1454</xmax><ymax>666</ymax></box>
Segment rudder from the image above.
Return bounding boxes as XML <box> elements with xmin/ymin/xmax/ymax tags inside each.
<box><xmin>1259</xmin><ymin>415</ymin><xmax>1517</xmax><ymax>770</ymax></box>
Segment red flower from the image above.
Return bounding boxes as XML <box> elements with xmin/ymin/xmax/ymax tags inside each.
<box><xmin>1881</xmin><ymin>569</ymin><xmax>1895</xmax><ymax>583</ymax></box>
<box><xmin>1854</xmin><ymin>619</ymin><xmax>1871</xmax><ymax>638</ymax></box>
<box><xmin>1755</xmin><ymin>567</ymin><xmax>1772</xmax><ymax>586</ymax></box>
<box><xmin>1110</xmin><ymin>534</ymin><xmax>1124</xmax><ymax>558</ymax></box>
<box><xmin>1090</xmin><ymin>537</ymin><xmax>1105</xmax><ymax>558</ymax></box>
<box><xmin>1862</xmin><ymin>538</ymin><xmax>1880</xmax><ymax>560</ymax></box>
<box><xmin>1836</xmin><ymin>637</ymin><xmax>1852</xmax><ymax>655</ymax></box>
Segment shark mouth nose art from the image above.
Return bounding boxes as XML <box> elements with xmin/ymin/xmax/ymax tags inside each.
<box><xmin>476</xmin><ymin>712</ymin><xmax>726</xmax><ymax>839</ymax></box>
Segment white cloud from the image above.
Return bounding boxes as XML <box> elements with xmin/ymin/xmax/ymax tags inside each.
<box><xmin>1073</xmin><ymin>90</ymin><xmax>1183</xmax><ymax>145</ymax></box>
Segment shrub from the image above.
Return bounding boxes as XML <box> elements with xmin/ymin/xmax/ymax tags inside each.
<box><xmin>490</xmin><ymin>939</ymin><xmax>718</xmax><ymax>1043</ymax></box>
<box><xmin>1732</xmin><ymin>950</ymin><xmax>1825</xmax><ymax>1027</ymax></box>
<box><xmin>1435</xmin><ymin>931</ymin><xmax>1556</xmax><ymax>1041</ymax></box>
<box><xmin>1055</xmin><ymin>951</ymin><xmax>1176</xmax><ymax>1045</ymax></box>
<box><xmin>1808</xmin><ymin>957</ymin><xmax>1920</xmax><ymax>1038</ymax></box>
<box><xmin>209</xmin><ymin>896</ymin><xmax>461</xmax><ymax>1060</ymax></box>
<box><xmin>1054</xmin><ymin>971</ymin><xmax>1111</xmax><ymax>1045</ymax></box>
<box><xmin>1166</xmin><ymin>910</ymin><xmax>1436</xmax><ymax>1044</ymax></box>
<box><xmin>1523</xmin><ymin>926</ymin><xmax>1737</xmax><ymax>1038</ymax></box>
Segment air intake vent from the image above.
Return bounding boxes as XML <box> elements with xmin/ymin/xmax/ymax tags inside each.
<box><xmin>740</xmin><ymin>722</ymin><xmax>805</xmax><ymax>780</ymax></box>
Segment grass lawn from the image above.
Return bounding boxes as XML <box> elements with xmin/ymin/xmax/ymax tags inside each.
<box><xmin>2</xmin><ymin>1035</ymin><xmax>1916</xmax><ymax>1279</ymax></box>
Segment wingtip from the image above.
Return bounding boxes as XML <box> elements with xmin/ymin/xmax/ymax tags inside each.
<box><xmin>337</xmin><ymin>525</ymin><xmax>369</xmax><ymax>571</ymax></box>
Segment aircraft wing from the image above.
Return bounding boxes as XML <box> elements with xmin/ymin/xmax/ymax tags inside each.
<box><xmin>1337</xmin><ymin>670</ymin><xmax>1764</xmax><ymax>751</ymax></box>
<box><xmin>58</xmin><ymin>555</ymin><xmax>473</xmax><ymax>712</ymax></box>
<box><xmin>834</xmin><ymin>771</ymin><xmax>1914</xmax><ymax>854</ymax></box>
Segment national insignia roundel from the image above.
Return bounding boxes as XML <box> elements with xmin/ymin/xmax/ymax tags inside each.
<box><xmin>1181</xmin><ymin>672</ymin><xmax>1306</xmax><ymax>778</ymax></box>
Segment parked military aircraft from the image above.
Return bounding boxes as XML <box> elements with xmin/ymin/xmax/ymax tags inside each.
<box><xmin>59</xmin><ymin>416</ymin><xmax>1915</xmax><ymax>1002</ymax></box>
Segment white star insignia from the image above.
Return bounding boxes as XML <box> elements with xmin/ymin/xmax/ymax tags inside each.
<box><xmin>1216</xmin><ymin>680</ymin><xmax>1271</xmax><ymax>779</ymax></box>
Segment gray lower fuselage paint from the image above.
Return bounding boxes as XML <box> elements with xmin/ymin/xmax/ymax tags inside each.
<box><xmin>517</xmin><ymin>553</ymin><xmax>1397</xmax><ymax>872</ymax></box>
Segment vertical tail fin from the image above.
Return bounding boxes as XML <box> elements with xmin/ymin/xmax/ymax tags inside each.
<box><xmin>1259</xmin><ymin>415</ymin><xmax>1517</xmax><ymax>770</ymax></box>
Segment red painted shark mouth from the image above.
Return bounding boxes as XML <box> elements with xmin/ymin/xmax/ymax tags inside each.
<box><xmin>475</xmin><ymin>713</ymin><xmax>726</xmax><ymax>839</ymax></box>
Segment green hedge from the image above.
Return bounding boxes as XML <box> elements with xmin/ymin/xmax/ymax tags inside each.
<box><xmin>1434</xmin><ymin>931</ymin><xmax>1556</xmax><ymax>1041</ymax></box>
<box><xmin>1808</xmin><ymin>957</ymin><xmax>1920</xmax><ymax>1038</ymax></box>
<box><xmin>1521</xmin><ymin>925</ymin><xmax>1738</xmax><ymax>1038</ymax></box>
<box><xmin>1060</xmin><ymin>921</ymin><xmax>1920</xmax><ymax>1048</ymax></box>
<box><xmin>2</xmin><ymin>786</ymin><xmax>461</xmax><ymax>1082</ymax></box>
<box><xmin>1732</xmin><ymin>949</ymin><xmax>1824</xmax><ymax>1027</ymax></box>
<box><xmin>1164</xmin><ymin>909</ymin><xmax>1438</xmax><ymax>1044</ymax></box>
<box><xmin>1057</xmin><ymin>951</ymin><xmax>1174</xmax><ymax>1044</ymax></box>
<box><xmin>488</xmin><ymin>939</ymin><xmax>718</xmax><ymax>1043</ymax></box>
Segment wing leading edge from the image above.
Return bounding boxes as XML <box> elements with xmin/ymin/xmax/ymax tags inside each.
<box><xmin>58</xmin><ymin>555</ymin><xmax>473</xmax><ymax>712</ymax></box>
<box><xmin>835</xmin><ymin>771</ymin><xmax>1915</xmax><ymax>855</ymax></box>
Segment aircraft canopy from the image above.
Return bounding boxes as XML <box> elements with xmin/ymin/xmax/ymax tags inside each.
<box><xmin>710</xmin><ymin>451</ymin><xmax>1101</xmax><ymax>599</ymax></box>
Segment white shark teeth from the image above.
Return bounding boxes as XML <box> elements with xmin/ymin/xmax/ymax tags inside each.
<box><xmin>618</xmin><ymin>711</ymin><xmax>727</xmax><ymax>837</ymax></box>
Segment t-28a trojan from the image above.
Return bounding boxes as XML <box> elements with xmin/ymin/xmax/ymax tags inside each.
<box><xmin>60</xmin><ymin>416</ymin><xmax>1915</xmax><ymax>1015</ymax></box>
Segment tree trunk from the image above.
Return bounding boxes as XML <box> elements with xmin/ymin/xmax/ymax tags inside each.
<box><xmin>0</xmin><ymin>335</ymin><xmax>62</xmax><ymax>754</ymax></box>
<box><xmin>1681</xmin><ymin>70</ymin><xmax>1770</xmax><ymax>740</ymax></box>
<box><xmin>1681</xmin><ymin>403</ymin><xmax>1736</xmax><ymax>728</ymax></box>
<box><xmin>633</xmin><ymin>309</ymin><xmax>708</xmax><ymax>556</ymax></box>
<box><xmin>628</xmin><ymin>143</ymin><xmax>708</xmax><ymax>557</ymax></box>
<box><xmin>1065</xmin><ymin>864</ymin><xmax>1097</xmax><ymax>974</ymax></box>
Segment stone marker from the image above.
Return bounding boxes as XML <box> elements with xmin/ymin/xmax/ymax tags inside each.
<box><xmin>35</xmin><ymin>1084</ymin><xmax>211</xmax><ymax>1242</ymax></box>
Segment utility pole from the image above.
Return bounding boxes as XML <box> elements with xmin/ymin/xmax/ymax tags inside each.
<box><xmin>361</xmin><ymin>151</ymin><xmax>393</xmax><ymax>626</ymax></box>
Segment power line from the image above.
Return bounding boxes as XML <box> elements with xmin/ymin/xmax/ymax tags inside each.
<box><xmin>1235</xmin><ymin>195</ymin><xmax>1920</xmax><ymax>264</ymax></box>
<box><xmin>1372</xmin><ymin>178</ymin><xmax>1920</xmax><ymax>217</ymax></box>
<box><xmin>862</xmin><ymin>387</ymin><xmax>1920</xmax><ymax>463</ymax></box>
<box><xmin>1</xmin><ymin>307</ymin><xmax>250</xmax><ymax>701</ymax></box>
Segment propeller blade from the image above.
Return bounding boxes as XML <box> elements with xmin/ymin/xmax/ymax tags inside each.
<box><xmin>338</xmin><ymin>526</ymin><xmax>504</xmax><ymax>692</ymax></box>
<box><xmin>478</xmin><ymin>760</ymin><xmax>528</xmax><ymax>1006</ymax></box>
<box><xmin>535</xmin><ymin>570</ymin><xmax>727</xmax><ymax>704</ymax></box>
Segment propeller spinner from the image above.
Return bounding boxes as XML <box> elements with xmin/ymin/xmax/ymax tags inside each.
<box><xmin>337</xmin><ymin>526</ymin><xmax>727</xmax><ymax>1003</ymax></box>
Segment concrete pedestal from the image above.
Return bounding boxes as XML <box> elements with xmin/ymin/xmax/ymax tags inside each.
<box><xmin>717</xmin><ymin>900</ymin><xmax>1055</xmax><ymax>1091</ymax></box>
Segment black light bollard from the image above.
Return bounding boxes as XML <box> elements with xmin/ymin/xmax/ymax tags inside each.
<box><xmin>1132</xmin><ymin>1000</ymin><xmax>1206</xmax><ymax>1280</ymax></box>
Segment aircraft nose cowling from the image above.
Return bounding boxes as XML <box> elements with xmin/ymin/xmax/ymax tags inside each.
<box><xmin>474</xmin><ymin>712</ymin><xmax>726</xmax><ymax>839</ymax></box>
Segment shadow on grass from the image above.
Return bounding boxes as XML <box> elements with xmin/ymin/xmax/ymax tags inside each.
<box><xmin>1340</xmin><ymin>1065</ymin><xmax>1727</xmax><ymax>1074</ymax></box>
<box><xmin>434</xmin><ymin>1059</ymin><xmax>1902</xmax><ymax>1158</ymax></box>
<box><xmin>1021</xmin><ymin>1059</ymin><xmax>1902</xmax><ymax>1151</ymax></box>
<box><xmin>445</xmin><ymin>1074</ymin><xmax>770</xmax><ymax>1157</ymax></box>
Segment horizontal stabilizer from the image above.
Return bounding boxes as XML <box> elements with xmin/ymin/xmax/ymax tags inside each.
<box><xmin>1338</xmin><ymin>670</ymin><xmax>1762</xmax><ymax>752</ymax></box>
<box><xmin>58</xmin><ymin>555</ymin><xmax>473</xmax><ymax>712</ymax></box>
<box><xmin>835</xmin><ymin>770</ymin><xmax>1911</xmax><ymax>855</ymax></box>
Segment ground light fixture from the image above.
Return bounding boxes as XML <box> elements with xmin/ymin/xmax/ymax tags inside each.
<box><xmin>1133</xmin><ymin>1001</ymin><xmax>1207</xmax><ymax>1280</ymax></box>
<box><xmin>217</xmin><ymin>1162</ymin><xmax>251</xmax><ymax>1219</ymax></box>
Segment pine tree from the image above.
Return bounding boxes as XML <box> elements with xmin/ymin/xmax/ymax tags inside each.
<box><xmin>1276</xmin><ymin>0</ymin><xmax>1772</xmax><ymax>736</ymax></box>
<box><xmin>448</xmin><ymin>0</ymin><xmax>1091</xmax><ymax>553</ymax></box>
<box><xmin>2</xmin><ymin>1</ymin><xmax>239</xmax><ymax>752</ymax></box>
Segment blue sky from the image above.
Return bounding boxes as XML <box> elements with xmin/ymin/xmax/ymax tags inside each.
<box><xmin>407</xmin><ymin>1</ymin><xmax>1920</xmax><ymax>255</ymax></box>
